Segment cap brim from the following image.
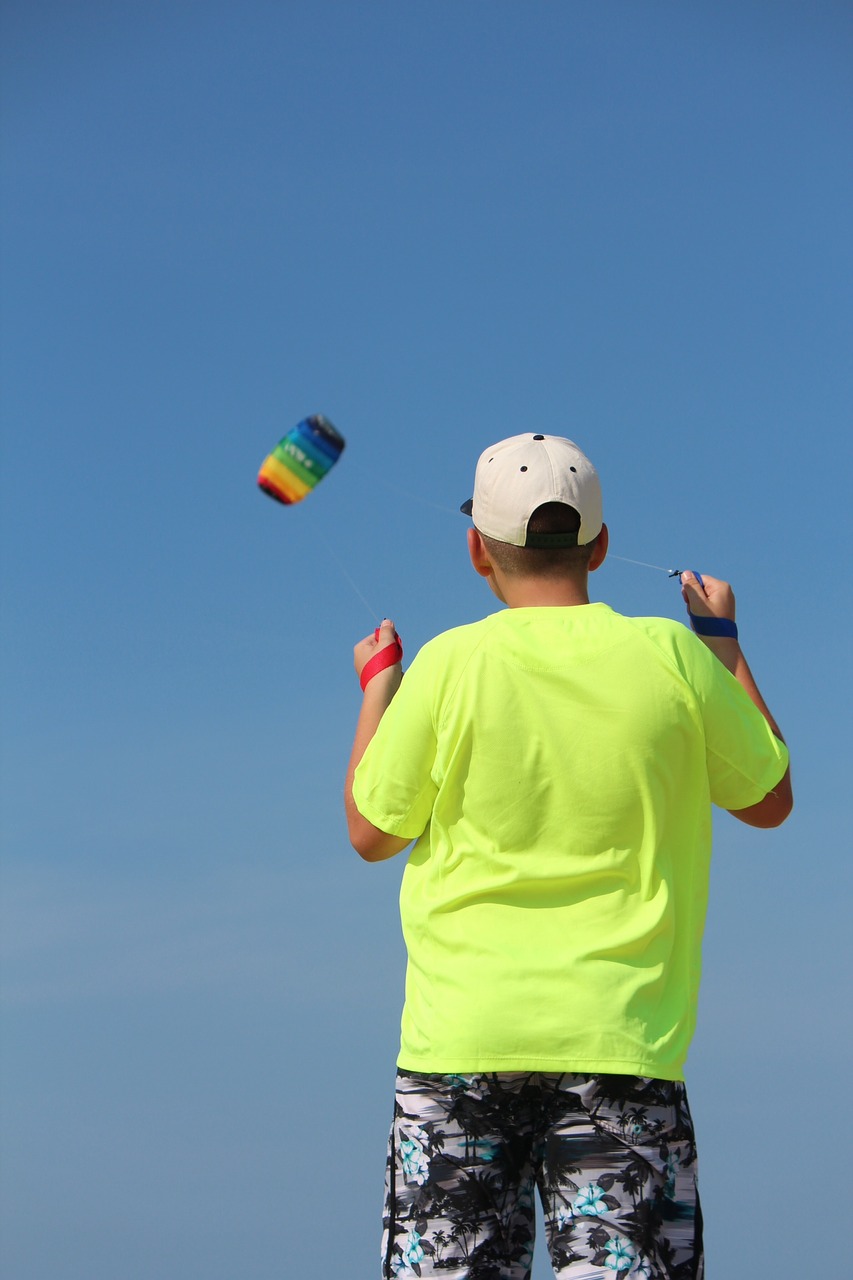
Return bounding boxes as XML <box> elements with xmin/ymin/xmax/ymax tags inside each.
<box><xmin>460</xmin><ymin>498</ymin><xmax>473</xmax><ymax>516</ymax></box>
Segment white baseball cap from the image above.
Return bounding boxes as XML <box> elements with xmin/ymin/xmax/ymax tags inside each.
<box><xmin>461</xmin><ymin>433</ymin><xmax>603</xmax><ymax>548</ymax></box>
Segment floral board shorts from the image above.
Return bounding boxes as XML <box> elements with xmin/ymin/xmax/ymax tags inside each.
<box><xmin>382</xmin><ymin>1070</ymin><xmax>703</xmax><ymax>1280</ymax></box>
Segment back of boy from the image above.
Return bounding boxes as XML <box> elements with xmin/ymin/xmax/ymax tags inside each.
<box><xmin>345</xmin><ymin>434</ymin><xmax>791</xmax><ymax>1280</ymax></box>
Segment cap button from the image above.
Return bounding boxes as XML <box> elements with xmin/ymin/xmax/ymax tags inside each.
<box><xmin>533</xmin><ymin>434</ymin><xmax>545</xmax><ymax>441</ymax></box>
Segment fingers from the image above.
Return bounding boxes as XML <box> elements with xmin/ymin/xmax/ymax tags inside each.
<box><xmin>353</xmin><ymin>619</ymin><xmax>402</xmax><ymax>680</ymax></box>
<box><xmin>352</xmin><ymin>631</ymin><xmax>378</xmax><ymax>675</ymax></box>
<box><xmin>358</xmin><ymin>619</ymin><xmax>404</xmax><ymax>692</ymax></box>
<box><xmin>679</xmin><ymin>571</ymin><xmax>709</xmax><ymax>613</ymax></box>
<box><xmin>354</xmin><ymin>619</ymin><xmax>396</xmax><ymax>654</ymax></box>
<box><xmin>376</xmin><ymin>617</ymin><xmax>398</xmax><ymax>646</ymax></box>
<box><xmin>679</xmin><ymin>573</ymin><xmax>736</xmax><ymax>623</ymax></box>
<box><xmin>682</xmin><ymin>571</ymin><xmax>727</xmax><ymax>591</ymax></box>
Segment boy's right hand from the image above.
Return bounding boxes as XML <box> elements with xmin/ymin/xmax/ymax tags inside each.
<box><xmin>680</xmin><ymin>572</ymin><xmax>741</xmax><ymax>676</ymax></box>
<box><xmin>680</xmin><ymin>572</ymin><xmax>737</xmax><ymax>628</ymax></box>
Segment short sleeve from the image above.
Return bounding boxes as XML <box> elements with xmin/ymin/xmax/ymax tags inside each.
<box><xmin>685</xmin><ymin>636</ymin><xmax>789</xmax><ymax>810</ymax></box>
<box><xmin>352</xmin><ymin>651</ymin><xmax>440</xmax><ymax>841</ymax></box>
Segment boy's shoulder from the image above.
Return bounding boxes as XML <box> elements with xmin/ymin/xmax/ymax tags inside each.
<box><xmin>415</xmin><ymin>608</ymin><xmax>697</xmax><ymax>666</ymax></box>
<box><xmin>621</xmin><ymin>612</ymin><xmax>695</xmax><ymax>643</ymax></box>
<box><xmin>415</xmin><ymin>613</ymin><xmax>504</xmax><ymax>663</ymax></box>
<box><xmin>419</xmin><ymin>609</ymin><xmax>696</xmax><ymax>647</ymax></box>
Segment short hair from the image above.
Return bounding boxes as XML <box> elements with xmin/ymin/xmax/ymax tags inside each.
<box><xmin>480</xmin><ymin>503</ymin><xmax>598</xmax><ymax>578</ymax></box>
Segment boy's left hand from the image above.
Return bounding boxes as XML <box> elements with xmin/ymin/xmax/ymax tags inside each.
<box><xmin>354</xmin><ymin>618</ymin><xmax>403</xmax><ymax>692</ymax></box>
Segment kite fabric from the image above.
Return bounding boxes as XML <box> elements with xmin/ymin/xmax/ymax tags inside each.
<box><xmin>257</xmin><ymin>414</ymin><xmax>346</xmax><ymax>505</ymax></box>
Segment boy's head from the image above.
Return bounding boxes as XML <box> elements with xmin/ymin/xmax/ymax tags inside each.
<box><xmin>461</xmin><ymin>434</ymin><xmax>604</xmax><ymax>579</ymax></box>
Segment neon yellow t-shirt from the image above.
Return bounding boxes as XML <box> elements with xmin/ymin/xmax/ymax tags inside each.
<box><xmin>352</xmin><ymin>605</ymin><xmax>788</xmax><ymax>1081</ymax></box>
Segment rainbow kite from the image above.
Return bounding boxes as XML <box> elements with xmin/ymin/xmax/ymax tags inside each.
<box><xmin>257</xmin><ymin>414</ymin><xmax>346</xmax><ymax>505</ymax></box>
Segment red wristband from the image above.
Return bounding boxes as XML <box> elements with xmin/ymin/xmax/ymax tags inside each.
<box><xmin>360</xmin><ymin>628</ymin><xmax>403</xmax><ymax>691</ymax></box>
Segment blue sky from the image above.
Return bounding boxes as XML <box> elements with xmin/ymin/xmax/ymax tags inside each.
<box><xmin>1</xmin><ymin>3</ymin><xmax>851</xmax><ymax>1277</ymax></box>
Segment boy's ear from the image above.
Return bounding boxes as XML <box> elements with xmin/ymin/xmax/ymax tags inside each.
<box><xmin>588</xmin><ymin>523</ymin><xmax>609</xmax><ymax>572</ymax></box>
<box><xmin>467</xmin><ymin>527</ymin><xmax>494</xmax><ymax>579</ymax></box>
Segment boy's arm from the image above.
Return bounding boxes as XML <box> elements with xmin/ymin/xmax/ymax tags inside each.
<box><xmin>680</xmin><ymin>572</ymin><xmax>792</xmax><ymax>829</ymax></box>
<box><xmin>345</xmin><ymin>619</ymin><xmax>411</xmax><ymax>862</ymax></box>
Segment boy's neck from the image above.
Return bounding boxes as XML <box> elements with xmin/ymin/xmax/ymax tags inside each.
<box><xmin>501</xmin><ymin>576</ymin><xmax>592</xmax><ymax>608</ymax></box>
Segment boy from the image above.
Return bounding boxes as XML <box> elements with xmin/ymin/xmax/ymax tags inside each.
<box><xmin>345</xmin><ymin>434</ymin><xmax>791</xmax><ymax>1279</ymax></box>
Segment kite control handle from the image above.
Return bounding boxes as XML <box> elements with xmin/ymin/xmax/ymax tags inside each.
<box><xmin>679</xmin><ymin>571</ymin><xmax>739</xmax><ymax>639</ymax></box>
<box><xmin>360</xmin><ymin>627</ymin><xmax>404</xmax><ymax>691</ymax></box>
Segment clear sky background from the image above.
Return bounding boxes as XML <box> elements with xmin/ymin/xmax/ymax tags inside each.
<box><xmin>1</xmin><ymin>3</ymin><xmax>851</xmax><ymax>1278</ymax></box>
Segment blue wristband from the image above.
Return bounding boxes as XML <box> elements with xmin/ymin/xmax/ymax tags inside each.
<box><xmin>689</xmin><ymin>614</ymin><xmax>739</xmax><ymax>639</ymax></box>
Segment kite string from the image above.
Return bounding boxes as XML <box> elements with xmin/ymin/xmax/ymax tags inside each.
<box><xmin>313</xmin><ymin>454</ymin><xmax>455</xmax><ymax>623</ymax></box>
<box><xmin>324</xmin><ymin>541</ymin><xmax>678</xmax><ymax>621</ymax></box>
<box><xmin>345</xmin><ymin>457</ymin><xmax>459</xmax><ymax>515</ymax></box>
<box><xmin>348</xmin><ymin>464</ymin><xmax>683</xmax><ymax>569</ymax></box>
<box><xmin>319</xmin><ymin>533</ymin><xmax>381</xmax><ymax>623</ymax></box>
<box><xmin>321</xmin><ymin>455</ymin><xmax>679</xmax><ymax>610</ymax></box>
<box><xmin>609</xmin><ymin>553</ymin><xmax>677</xmax><ymax>574</ymax></box>
<box><xmin>350</xmin><ymin>461</ymin><xmax>677</xmax><ymax>564</ymax></box>
<box><xmin>320</xmin><ymin>538</ymin><xmax>683</xmax><ymax>628</ymax></box>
